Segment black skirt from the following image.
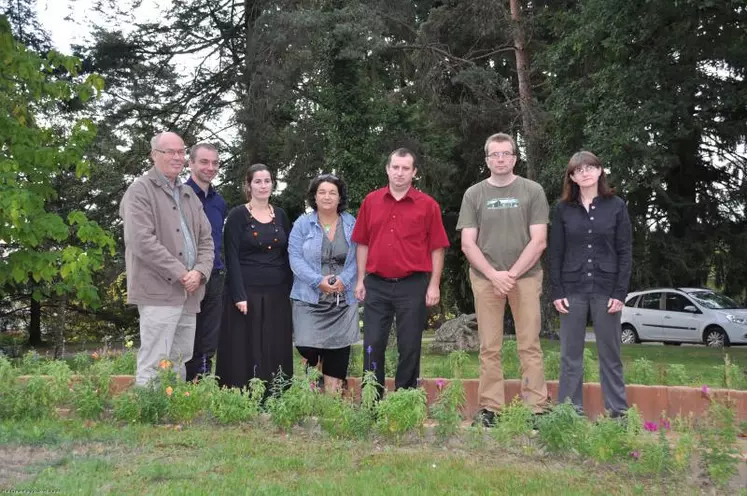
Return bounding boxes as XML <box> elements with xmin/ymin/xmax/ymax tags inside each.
<box><xmin>215</xmin><ymin>282</ymin><xmax>293</xmax><ymax>389</ymax></box>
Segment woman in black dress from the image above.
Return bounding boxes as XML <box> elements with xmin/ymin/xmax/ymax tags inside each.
<box><xmin>216</xmin><ymin>164</ymin><xmax>293</xmax><ymax>388</ymax></box>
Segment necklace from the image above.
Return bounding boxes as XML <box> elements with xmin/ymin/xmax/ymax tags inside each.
<box><xmin>320</xmin><ymin>215</ymin><xmax>338</xmax><ymax>234</ymax></box>
<box><xmin>246</xmin><ymin>203</ymin><xmax>279</xmax><ymax>251</ymax></box>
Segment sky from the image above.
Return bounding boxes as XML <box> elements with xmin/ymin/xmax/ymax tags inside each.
<box><xmin>36</xmin><ymin>0</ymin><xmax>165</xmax><ymax>53</ymax></box>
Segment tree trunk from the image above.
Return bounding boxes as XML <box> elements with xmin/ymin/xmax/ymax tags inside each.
<box><xmin>509</xmin><ymin>0</ymin><xmax>538</xmax><ymax>181</ymax></box>
<box><xmin>28</xmin><ymin>296</ymin><xmax>42</xmax><ymax>346</ymax></box>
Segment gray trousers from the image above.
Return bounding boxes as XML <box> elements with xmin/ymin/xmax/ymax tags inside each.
<box><xmin>557</xmin><ymin>293</ymin><xmax>627</xmax><ymax>416</ymax></box>
<box><xmin>136</xmin><ymin>305</ymin><xmax>196</xmax><ymax>386</ymax></box>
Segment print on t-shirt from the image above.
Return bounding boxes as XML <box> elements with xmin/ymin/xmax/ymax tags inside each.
<box><xmin>486</xmin><ymin>198</ymin><xmax>519</xmax><ymax>210</ymax></box>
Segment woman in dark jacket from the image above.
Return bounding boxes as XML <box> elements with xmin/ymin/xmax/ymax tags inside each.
<box><xmin>216</xmin><ymin>164</ymin><xmax>293</xmax><ymax>389</ymax></box>
<box><xmin>549</xmin><ymin>151</ymin><xmax>632</xmax><ymax>418</ymax></box>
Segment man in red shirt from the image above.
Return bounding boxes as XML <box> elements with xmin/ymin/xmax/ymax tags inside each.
<box><xmin>352</xmin><ymin>148</ymin><xmax>450</xmax><ymax>395</ymax></box>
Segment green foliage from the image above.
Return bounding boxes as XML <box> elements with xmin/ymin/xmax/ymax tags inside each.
<box><xmin>536</xmin><ymin>402</ymin><xmax>587</xmax><ymax>453</ymax></box>
<box><xmin>72</xmin><ymin>359</ymin><xmax>113</xmax><ymax>420</ymax></box>
<box><xmin>0</xmin><ymin>17</ymin><xmax>114</xmax><ymax>310</ymax></box>
<box><xmin>627</xmin><ymin>358</ymin><xmax>656</xmax><ymax>385</ymax></box>
<box><xmin>582</xmin><ymin>348</ymin><xmax>598</xmax><ymax>382</ymax></box>
<box><xmin>543</xmin><ymin>351</ymin><xmax>561</xmax><ymax>380</ymax></box>
<box><xmin>490</xmin><ymin>399</ymin><xmax>535</xmax><ymax>444</ymax></box>
<box><xmin>265</xmin><ymin>373</ymin><xmax>320</xmax><ymax>431</ymax></box>
<box><xmin>698</xmin><ymin>400</ymin><xmax>740</xmax><ymax>487</ymax></box>
<box><xmin>448</xmin><ymin>350</ymin><xmax>470</xmax><ymax>379</ymax></box>
<box><xmin>210</xmin><ymin>378</ymin><xmax>265</xmax><ymax>425</ymax></box>
<box><xmin>580</xmin><ymin>416</ymin><xmax>629</xmax><ymax>462</ymax></box>
<box><xmin>375</xmin><ymin>388</ymin><xmax>428</xmax><ymax>440</ymax></box>
<box><xmin>664</xmin><ymin>364</ymin><xmax>689</xmax><ymax>386</ymax></box>
<box><xmin>501</xmin><ymin>340</ymin><xmax>520</xmax><ymax>379</ymax></box>
<box><xmin>431</xmin><ymin>380</ymin><xmax>466</xmax><ymax>442</ymax></box>
<box><xmin>317</xmin><ymin>394</ymin><xmax>373</xmax><ymax>440</ymax></box>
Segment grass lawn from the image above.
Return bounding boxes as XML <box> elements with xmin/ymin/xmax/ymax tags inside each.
<box><xmin>345</xmin><ymin>340</ymin><xmax>747</xmax><ymax>388</ymax></box>
<box><xmin>0</xmin><ymin>420</ymin><xmax>697</xmax><ymax>495</ymax></box>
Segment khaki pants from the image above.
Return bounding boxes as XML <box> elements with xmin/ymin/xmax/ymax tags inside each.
<box><xmin>136</xmin><ymin>305</ymin><xmax>196</xmax><ymax>386</ymax></box>
<box><xmin>470</xmin><ymin>269</ymin><xmax>548</xmax><ymax>413</ymax></box>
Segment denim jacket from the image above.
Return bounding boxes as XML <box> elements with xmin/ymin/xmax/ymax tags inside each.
<box><xmin>289</xmin><ymin>211</ymin><xmax>357</xmax><ymax>304</ymax></box>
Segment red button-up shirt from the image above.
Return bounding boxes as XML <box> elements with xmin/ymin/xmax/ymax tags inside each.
<box><xmin>352</xmin><ymin>186</ymin><xmax>450</xmax><ymax>279</ymax></box>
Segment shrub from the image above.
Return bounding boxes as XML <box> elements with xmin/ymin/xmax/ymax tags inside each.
<box><xmin>210</xmin><ymin>379</ymin><xmax>264</xmax><ymax>425</ymax></box>
<box><xmin>536</xmin><ymin>402</ymin><xmax>587</xmax><ymax>453</ymax></box>
<box><xmin>627</xmin><ymin>357</ymin><xmax>655</xmax><ymax>385</ymax></box>
<box><xmin>431</xmin><ymin>379</ymin><xmax>466</xmax><ymax>442</ymax></box>
<box><xmin>375</xmin><ymin>387</ymin><xmax>428</xmax><ymax>440</ymax></box>
<box><xmin>664</xmin><ymin>364</ymin><xmax>689</xmax><ymax>386</ymax></box>
<box><xmin>490</xmin><ymin>398</ymin><xmax>534</xmax><ymax>444</ymax></box>
<box><xmin>543</xmin><ymin>351</ymin><xmax>561</xmax><ymax>381</ymax></box>
<box><xmin>580</xmin><ymin>415</ymin><xmax>629</xmax><ymax>462</ymax></box>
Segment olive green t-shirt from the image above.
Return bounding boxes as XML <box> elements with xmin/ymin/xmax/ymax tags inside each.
<box><xmin>456</xmin><ymin>177</ymin><xmax>549</xmax><ymax>279</ymax></box>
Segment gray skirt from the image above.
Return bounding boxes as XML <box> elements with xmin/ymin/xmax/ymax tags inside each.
<box><xmin>292</xmin><ymin>299</ymin><xmax>360</xmax><ymax>349</ymax></box>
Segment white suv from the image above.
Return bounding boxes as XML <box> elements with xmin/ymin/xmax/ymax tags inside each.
<box><xmin>621</xmin><ymin>288</ymin><xmax>747</xmax><ymax>347</ymax></box>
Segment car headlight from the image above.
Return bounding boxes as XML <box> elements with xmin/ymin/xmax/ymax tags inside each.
<box><xmin>726</xmin><ymin>314</ymin><xmax>747</xmax><ymax>325</ymax></box>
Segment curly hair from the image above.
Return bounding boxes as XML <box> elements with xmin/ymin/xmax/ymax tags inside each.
<box><xmin>306</xmin><ymin>174</ymin><xmax>348</xmax><ymax>213</ymax></box>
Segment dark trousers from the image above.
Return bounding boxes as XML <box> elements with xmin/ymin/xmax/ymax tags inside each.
<box><xmin>185</xmin><ymin>270</ymin><xmax>224</xmax><ymax>381</ymax></box>
<box><xmin>557</xmin><ymin>292</ymin><xmax>627</xmax><ymax>415</ymax></box>
<box><xmin>362</xmin><ymin>272</ymin><xmax>429</xmax><ymax>397</ymax></box>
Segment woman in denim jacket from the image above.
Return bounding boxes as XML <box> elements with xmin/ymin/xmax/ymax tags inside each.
<box><xmin>289</xmin><ymin>174</ymin><xmax>359</xmax><ymax>393</ymax></box>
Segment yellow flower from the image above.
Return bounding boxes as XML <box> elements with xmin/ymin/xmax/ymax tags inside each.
<box><xmin>166</xmin><ymin>386</ymin><xmax>173</xmax><ymax>396</ymax></box>
<box><xmin>125</xmin><ymin>340</ymin><xmax>134</xmax><ymax>349</ymax></box>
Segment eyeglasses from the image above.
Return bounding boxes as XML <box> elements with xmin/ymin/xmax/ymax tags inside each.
<box><xmin>486</xmin><ymin>151</ymin><xmax>515</xmax><ymax>159</ymax></box>
<box><xmin>154</xmin><ymin>148</ymin><xmax>187</xmax><ymax>157</ymax></box>
<box><xmin>573</xmin><ymin>165</ymin><xmax>600</xmax><ymax>175</ymax></box>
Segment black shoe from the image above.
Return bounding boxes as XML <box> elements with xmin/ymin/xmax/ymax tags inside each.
<box><xmin>531</xmin><ymin>409</ymin><xmax>551</xmax><ymax>430</ymax></box>
<box><xmin>472</xmin><ymin>408</ymin><xmax>498</xmax><ymax>428</ymax></box>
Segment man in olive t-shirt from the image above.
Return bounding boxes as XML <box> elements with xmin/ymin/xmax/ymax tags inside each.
<box><xmin>456</xmin><ymin>132</ymin><xmax>550</xmax><ymax>426</ymax></box>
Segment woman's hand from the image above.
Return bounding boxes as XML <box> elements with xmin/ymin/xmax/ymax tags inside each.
<box><xmin>235</xmin><ymin>301</ymin><xmax>248</xmax><ymax>315</ymax></box>
<box><xmin>553</xmin><ymin>298</ymin><xmax>569</xmax><ymax>314</ymax></box>
<box><xmin>318</xmin><ymin>275</ymin><xmax>336</xmax><ymax>295</ymax></box>
<box><xmin>607</xmin><ymin>298</ymin><xmax>624</xmax><ymax>314</ymax></box>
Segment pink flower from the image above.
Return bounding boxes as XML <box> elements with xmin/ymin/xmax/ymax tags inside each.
<box><xmin>630</xmin><ymin>450</ymin><xmax>640</xmax><ymax>460</ymax></box>
<box><xmin>701</xmin><ymin>385</ymin><xmax>711</xmax><ymax>398</ymax></box>
<box><xmin>435</xmin><ymin>378</ymin><xmax>446</xmax><ymax>390</ymax></box>
<box><xmin>643</xmin><ymin>421</ymin><xmax>658</xmax><ymax>432</ymax></box>
<box><xmin>659</xmin><ymin>418</ymin><xmax>670</xmax><ymax>431</ymax></box>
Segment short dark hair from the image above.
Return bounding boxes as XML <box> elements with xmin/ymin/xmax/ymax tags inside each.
<box><xmin>243</xmin><ymin>163</ymin><xmax>272</xmax><ymax>201</ymax></box>
<box><xmin>306</xmin><ymin>174</ymin><xmax>348</xmax><ymax>213</ymax></box>
<box><xmin>387</xmin><ymin>147</ymin><xmax>417</xmax><ymax>168</ymax></box>
<box><xmin>189</xmin><ymin>142</ymin><xmax>218</xmax><ymax>162</ymax></box>
<box><xmin>560</xmin><ymin>151</ymin><xmax>616</xmax><ymax>203</ymax></box>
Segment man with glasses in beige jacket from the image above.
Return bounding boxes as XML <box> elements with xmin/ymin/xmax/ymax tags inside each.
<box><xmin>120</xmin><ymin>132</ymin><xmax>214</xmax><ymax>386</ymax></box>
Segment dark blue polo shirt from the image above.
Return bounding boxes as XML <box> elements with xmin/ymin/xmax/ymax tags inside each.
<box><xmin>186</xmin><ymin>177</ymin><xmax>227</xmax><ymax>271</ymax></box>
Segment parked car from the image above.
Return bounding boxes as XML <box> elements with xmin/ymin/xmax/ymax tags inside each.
<box><xmin>621</xmin><ymin>288</ymin><xmax>747</xmax><ymax>347</ymax></box>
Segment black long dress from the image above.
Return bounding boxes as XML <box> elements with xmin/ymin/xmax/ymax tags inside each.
<box><xmin>216</xmin><ymin>204</ymin><xmax>293</xmax><ymax>389</ymax></box>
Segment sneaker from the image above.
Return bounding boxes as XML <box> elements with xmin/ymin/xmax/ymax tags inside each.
<box><xmin>472</xmin><ymin>408</ymin><xmax>498</xmax><ymax>428</ymax></box>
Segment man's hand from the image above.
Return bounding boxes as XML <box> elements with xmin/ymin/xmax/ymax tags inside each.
<box><xmin>181</xmin><ymin>270</ymin><xmax>203</xmax><ymax>294</ymax></box>
<box><xmin>235</xmin><ymin>301</ymin><xmax>248</xmax><ymax>315</ymax></box>
<box><xmin>607</xmin><ymin>298</ymin><xmax>624</xmax><ymax>314</ymax></box>
<box><xmin>489</xmin><ymin>270</ymin><xmax>516</xmax><ymax>295</ymax></box>
<box><xmin>425</xmin><ymin>283</ymin><xmax>440</xmax><ymax>307</ymax></box>
<box><xmin>354</xmin><ymin>279</ymin><xmax>366</xmax><ymax>301</ymax></box>
<box><xmin>553</xmin><ymin>298</ymin><xmax>570</xmax><ymax>314</ymax></box>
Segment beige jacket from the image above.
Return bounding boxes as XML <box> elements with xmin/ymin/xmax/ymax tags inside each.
<box><xmin>119</xmin><ymin>167</ymin><xmax>214</xmax><ymax>312</ymax></box>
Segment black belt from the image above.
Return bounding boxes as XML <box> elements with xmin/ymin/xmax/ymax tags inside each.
<box><xmin>369</xmin><ymin>272</ymin><xmax>419</xmax><ymax>283</ymax></box>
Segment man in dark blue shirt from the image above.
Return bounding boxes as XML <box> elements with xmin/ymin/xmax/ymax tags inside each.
<box><xmin>185</xmin><ymin>142</ymin><xmax>227</xmax><ymax>381</ymax></box>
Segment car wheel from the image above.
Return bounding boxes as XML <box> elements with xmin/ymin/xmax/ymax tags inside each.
<box><xmin>703</xmin><ymin>327</ymin><xmax>729</xmax><ymax>348</ymax></box>
<box><xmin>621</xmin><ymin>324</ymin><xmax>639</xmax><ymax>344</ymax></box>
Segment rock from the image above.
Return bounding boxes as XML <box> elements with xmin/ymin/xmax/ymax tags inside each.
<box><xmin>430</xmin><ymin>313</ymin><xmax>479</xmax><ymax>353</ymax></box>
